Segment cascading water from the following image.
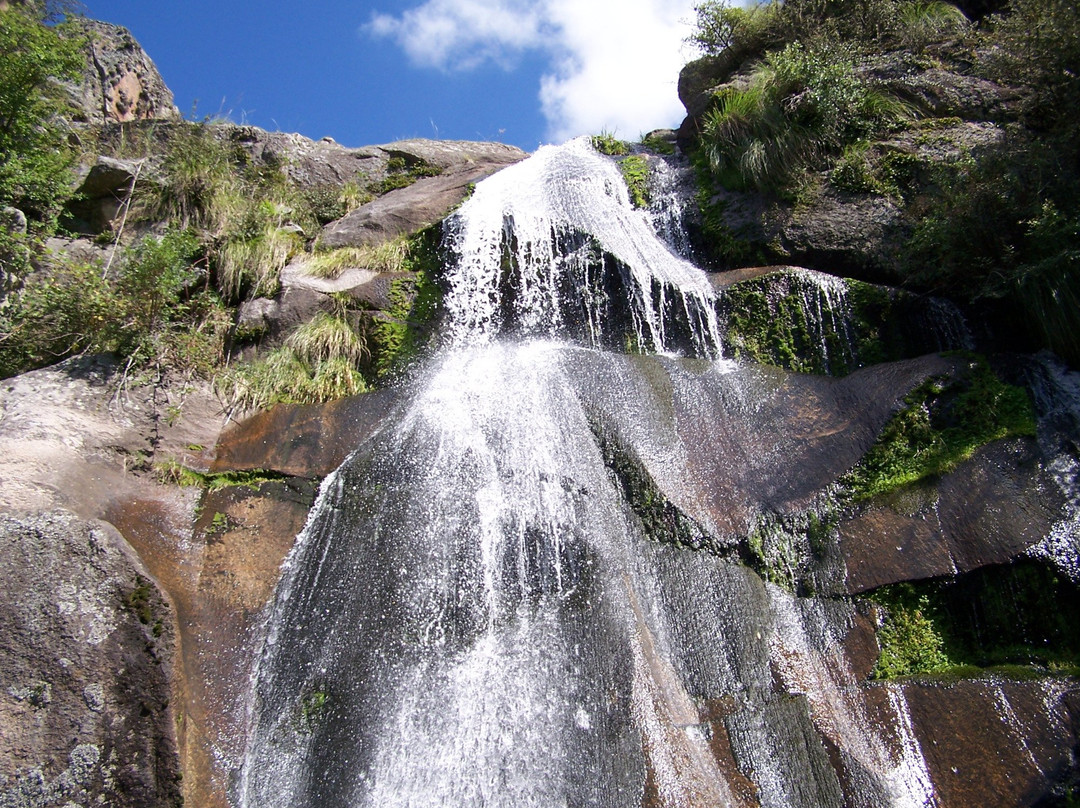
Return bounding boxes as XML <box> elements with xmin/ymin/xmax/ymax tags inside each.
<box><xmin>237</xmin><ymin>138</ymin><xmax>938</xmax><ymax>807</ymax></box>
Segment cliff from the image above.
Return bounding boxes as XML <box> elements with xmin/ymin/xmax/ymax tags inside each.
<box><xmin>1</xmin><ymin>3</ymin><xmax>1079</xmax><ymax>807</ymax></box>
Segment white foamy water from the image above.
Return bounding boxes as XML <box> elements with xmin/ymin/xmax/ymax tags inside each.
<box><xmin>442</xmin><ymin>137</ymin><xmax>722</xmax><ymax>357</ymax></box>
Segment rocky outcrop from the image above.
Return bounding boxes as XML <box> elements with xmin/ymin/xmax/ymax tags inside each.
<box><xmin>318</xmin><ymin>140</ymin><xmax>526</xmax><ymax>248</ymax></box>
<box><xmin>66</xmin><ymin>19</ymin><xmax>179</xmax><ymax>125</ymax></box>
<box><xmin>677</xmin><ymin>45</ymin><xmax>1020</xmax><ymax>282</ymax></box>
<box><xmin>0</xmin><ymin>510</ymin><xmax>181</xmax><ymax>808</ymax></box>
<box><xmin>839</xmin><ymin>437</ymin><xmax>1068</xmax><ymax>592</ymax></box>
<box><xmin>65</xmin><ymin>156</ymin><xmax>142</xmax><ymax>235</ymax></box>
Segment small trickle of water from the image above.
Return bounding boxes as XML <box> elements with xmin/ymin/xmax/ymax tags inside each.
<box><xmin>442</xmin><ymin>137</ymin><xmax>722</xmax><ymax>358</ymax></box>
<box><xmin>1021</xmin><ymin>353</ymin><xmax>1080</xmax><ymax>579</ymax></box>
<box><xmin>644</xmin><ymin>155</ymin><xmax>695</xmax><ymax>260</ymax></box>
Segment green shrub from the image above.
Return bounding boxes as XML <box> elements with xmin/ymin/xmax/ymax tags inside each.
<box><xmin>0</xmin><ymin>256</ymin><xmax>120</xmax><ymax>377</ymax></box>
<box><xmin>590</xmin><ymin>132</ymin><xmax>630</xmax><ymax>156</ymax></box>
<box><xmin>217</xmin><ymin>312</ymin><xmax>371</xmax><ymax>410</ymax></box>
<box><xmin>0</xmin><ymin>5</ymin><xmax>84</xmax><ymax>224</ymax></box>
<box><xmin>149</xmin><ymin>122</ymin><xmax>239</xmax><ymax>232</ymax></box>
<box><xmin>701</xmin><ymin>42</ymin><xmax>906</xmax><ymax>193</ymax></box>
<box><xmin>690</xmin><ymin>0</ymin><xmax>786</xmax><ymax>57</ymax></box>
<box><xmin>285</xmin><ymin>311</ymin><xmax>368</xmax><ymax>367</ymax></box>
<box><xmin>215</xmin><ymin>200</ymin><xmax>302</xmax><ymax>301</ymax></box>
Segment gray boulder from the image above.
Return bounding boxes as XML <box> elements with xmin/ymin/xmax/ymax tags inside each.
<box><xmin>0</xmin><ymin>510</ymin><xmax>181</xmax><ymax>808</ymax></box>
<box><xmin>319</xmin><ymin>140</ymin><xmax>525</xmax><ymax>249</ymax></box>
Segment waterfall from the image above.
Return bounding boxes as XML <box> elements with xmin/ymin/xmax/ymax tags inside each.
<box><xmin>440</xmin><ymin>137</ymin><xmax>722</xmax><ymax>357</ymax></box>
<box><xmin>237</xmin><ymin>139</ymin><xmax>937</xmax><ymax>807</ymax></box>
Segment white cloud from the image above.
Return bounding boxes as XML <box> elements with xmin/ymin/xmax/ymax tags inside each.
<box><xmin>364</xmin><ymin>0</ymin><xmax>698</xmax><ymax>142</ymax></box>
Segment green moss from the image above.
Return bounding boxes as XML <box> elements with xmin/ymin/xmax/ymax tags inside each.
<box><xmin>870</xmin><ymin>583</ymin><xmax>952</xmax><ymax>678</ymax></box>
<box><xmin>369</xmin><ymin>156</ymin><xmax>442</xmax><ymax>196</ymax></box>
<box><xmin>719</xmin><ymin>275</ymin><xmax>832</xmax><ymax>374</ymax></box>
<box><xmin>618</xmin><ymin>155</ymin><xmax>650</xmax><ymax>208</ymax></box>
<box><xmin>298</xmin><ymin>688</ymin><xmax>330</xmax><ymax>732</ymax></box>
<box><xmin>842</xmin><ymin>355</ymin><xmax>1036</xmax><ymax>501</ymax></box>
<box><xmin>869</xmin><ymin>561</ymin><xmax>1080</xmax><ymax>680</ymax></box>
<box><xmin>154</xmin><ymin>460</ymin><xmax>295</xmax><ymax>492</ymax></box>
<box><xmin>371</xmin><ymin>227</ymin><xmax>443</xmax><ymax>378</ymax></box>
<box><xmin>593</xmin><ymin>425</ymin><xmax>712</xmax><ymax>551</ymax></box>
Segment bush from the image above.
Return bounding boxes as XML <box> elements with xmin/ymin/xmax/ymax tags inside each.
<box><xmin>216</xmin><ymin>311</ymin><xmax>371</xmax><ymax>410</ymax></box>
<box><xmin>0</xmin><ymin>256</ymin><xmax>119</xmax><ymax>377</ymax></box>
<box><xmin>0</xmin><ymin>228</ymin><xmax>231</xmax><ymax>379</ymax></box>
<box><xmin>701</xmin><ymin>42</ymin><xmax>906</xmax><ymax>192</ymax></box>
<box><xmin>0</xmin><ymin>5</ymin><xmax>84</xmax><ymax>224</ymax></box>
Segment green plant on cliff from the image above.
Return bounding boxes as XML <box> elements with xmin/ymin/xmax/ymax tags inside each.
<box><xmin>618</xmin><ymin>155</ymin><xmax>650</xmax><ymax>208</ymax></box>
<box><xmin>217</xmin><ymin>311</ymin><xmax>370</xmax><ymax>411</ymax></box>
<box><xmin>0</xmin><ymin>4</ymin><xmax>84</xmax><ymax>224</ymax></box>
<box><xmin>871</xmin><ymin>583</ymin><xmax>952</xmax><ymax>678</ymax></box>
<box><xmin>701</xmin><ymin>42</ymin><xmax>907</xmax><ymax>194</ymax></box>
<box><xmin>305</xmin><ymin>237</ymin><xmax>412</xmax><ymax>279</ymax></box>
<box><xmin>842</xmin><ymin>356</ymin><xmax>1035</xmax><ymax>501</ymax></box>
<box><xmin>0</xmin><ymin>227</ymin><xmax>231</xmax><ymax>379</ymax></box>
<box><xmin>869</xmin><ymin>561</ymin><xmax>1080</xmax><ymax>679</ymax></box>
<box><xmin>368</xmin><ymin>155</ymin><xmax>442</xmax><ymax>196</ymax></box>
<box><xmin>590</xmin><ymin>132</ymin><xmax>630</xmax><ymax>156</ymax></box>
<box><xmin>370</xmin><ymin>228</ymin><xmax>443</xmax><ymax>378</ymax></box>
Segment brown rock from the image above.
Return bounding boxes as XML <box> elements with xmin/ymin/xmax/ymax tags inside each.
<box><xmin>904</xmin><ymin>678</ymin><xmax>1080</xmax><ymax>807</ymax></box>
<box><xmin>67</xmin><ymin>19</ymin><xmax>179</xmax><ymax>125</ymax></box>
<box><xmin>840</xmin><ymin>438</ymin><xmax>1067</xmax><ymax>593</ymax></box>
<box><xmin>210</xmin><ymin>388</ymin><xmax>399</xmax><ymax>478</ymax></box>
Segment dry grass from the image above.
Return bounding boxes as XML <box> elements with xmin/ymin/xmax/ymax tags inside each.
<box><xmin>305</xmin><ymin>238</ymin><xmax>412</xmax><ymax>279</ymax></box>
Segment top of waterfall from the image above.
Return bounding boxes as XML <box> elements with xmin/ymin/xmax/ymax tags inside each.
<box><xmin>441</xmin><ymin>137</ymin><xmax>721</xmax><ymax>354</ymax></box>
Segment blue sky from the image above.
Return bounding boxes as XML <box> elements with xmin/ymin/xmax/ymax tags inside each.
<box><xmin>82</xmin><ymin>0</ymin><xmax>701</xmax><ymax>152</ymax></box>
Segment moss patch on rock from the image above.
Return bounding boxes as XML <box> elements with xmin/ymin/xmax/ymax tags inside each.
<box><xmin>842</xmin><ymin>355</ymin><xmax>1036</xmax><ymax>501</ymax></box>
<box><xmin>869</xmin><ymin>559</ymin><xmax>1080</xmax><ymax>679</ymax></box>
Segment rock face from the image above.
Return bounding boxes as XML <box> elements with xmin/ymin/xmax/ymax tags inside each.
<box><xmin>676</xmin><ymin>46</ymin><xmax>1019</xmax><ymax>282</ymax></box>
<box><xmin>65</xmin><ymin>156</ymin><xmax>142</xmax><ymax>234</ymax></box>
<box><xmin>0</xmin><ymin>510</ymin><xmax>181</xmax><ymax>808</ymax></box>
<box><xmin>318</xmin><ymin>140</ymin><xmax>526</xmax><ymax>248</ymax></box>
<box><xmin>66</xmin><ymin>19</ymin><xmax>179</xmax><ymax>125</ymax></box>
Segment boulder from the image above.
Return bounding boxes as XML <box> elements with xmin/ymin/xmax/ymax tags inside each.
<box><xmin>839</xmin><ymin>437</ymin><xmax>1068</xmax><ymax>592</ymax></box>
<box><xmin>0</xmin><ymin>206</ymin><xmax>27</xmax><ymax>236</ymax></box>
<box><xmin>319</xmin><ymin>141</ymin><xmax>526</xmax><ymax>249</ymax></box>
<box><xmin>65</xmin><ymin>19</ymin><xmax>179</xmax><ymax>125</ymax></box>
<box><xmin>0</xmin><ymin>510</ymin><xmax>181</xmax><ymax>808</ymax></box>
<box><xmin>65</xmin><ymin>155</ymin><xmax>146</xmax><ymax>234</ymax></box>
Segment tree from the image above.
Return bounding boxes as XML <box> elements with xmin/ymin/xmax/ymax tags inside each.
<box><xmin>0</xmin><ymin>3</ymin><xmax>83</xmax><ymax>223</ymax></box>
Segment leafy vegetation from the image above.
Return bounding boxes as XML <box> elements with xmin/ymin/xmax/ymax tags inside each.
<box><xmin>689</xmin><ymin>0</ymin><xmax>1080</xmax><ymax>366</ymax></box>
<box><xmin>869</xmin><ymin>560</ymin><xmax>1080</xmax><ymax>679</ymax></box>
<box><xmin>842</xmin><ymin>355</ymin><xmax>1035</xmax><ymax>500</ymax></box>
<box><xmin>700</xmin><ymin>41</ymin><xmax>907</xmax><ymax>194</ymax></box>
<box><xmin>369</xmin><ymin>228</ymin><xmax>443</xmax><ymax>378</ymax></box>
<box><xmin>368</xmin><ymin>155</ymin><xmax>442</xmax><ymax>196</ymax></box>
<box><xmin>590</xmin><ymin>132</ymin><xmax>630</xmax><ymax>156</ymax></box>
<box><xmin>0</xmin><ymin>4</ymin><xmax>84</xmax><ymax>224</ymax></box>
